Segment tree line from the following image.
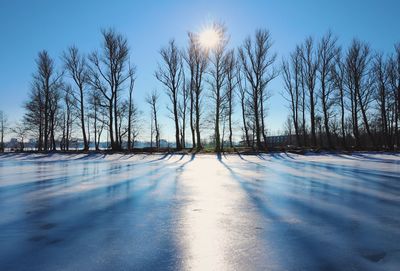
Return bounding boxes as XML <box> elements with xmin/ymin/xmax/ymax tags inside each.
<box><xmin>282</xmin><ymin>32</ymin><xmax>400</xmax><ymax>150</ymax></box>
<box><xmin>22</xmin><ymin>29</ymin><xmax>137</xmax><ymax>152</ymax></box>
<box><xmin>1</xmin><ymin>26</ymin><xmax>399</xmax><ymax>152</ymax></box>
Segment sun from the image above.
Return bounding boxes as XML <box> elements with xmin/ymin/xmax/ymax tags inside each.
<box><xmin>198</xmin><ymin>27</ymin><xmax>221</xmax><ymax>50</ymax></box>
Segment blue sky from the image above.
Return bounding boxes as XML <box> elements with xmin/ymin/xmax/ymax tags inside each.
<box><xmin>0</xmin><ymin>0</ymin><xmax>399</xmax><ymax>140</ymax></box>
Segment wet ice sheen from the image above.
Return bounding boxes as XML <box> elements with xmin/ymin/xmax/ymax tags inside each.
<box><xmin>0</xmin><ymin>152</ymin><xmax>399</xmax><ymax>271</ymax></box>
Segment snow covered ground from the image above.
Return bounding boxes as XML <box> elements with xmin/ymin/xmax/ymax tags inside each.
<box><xmin>0</xmin><ymin>152</ymin><xmax>399</xmax><ymax>271</ymax></box>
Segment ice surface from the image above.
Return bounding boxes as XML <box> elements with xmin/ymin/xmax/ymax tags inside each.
<box><xmin>0</xmin><ymin>152</ymin><xmax>399</xmax><ymax>270</ymax></box>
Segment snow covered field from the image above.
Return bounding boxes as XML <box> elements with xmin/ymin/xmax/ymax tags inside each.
<box><xmin>0</xmin><ymin>152</ymin><xmax>399</xmax><ymax>271</ymax></box>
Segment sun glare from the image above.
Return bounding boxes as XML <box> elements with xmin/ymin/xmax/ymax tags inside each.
<box><xmin>198</xmin><ymin>27</ymin><xmax>221</xmax><ymax>50</ymax></box>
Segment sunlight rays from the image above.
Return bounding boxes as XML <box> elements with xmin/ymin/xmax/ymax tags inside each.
<box><xmin>197</xmin><ymin>23</ymin><xmax>226</xmax><ymax>51</ymax></box>
<box><xmin>198</xmin><ymin>27</ymin><xmax>220</xmax><ymax>50</ymax></box>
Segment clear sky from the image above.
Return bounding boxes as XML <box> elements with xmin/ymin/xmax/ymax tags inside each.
<box><xmin>0</xmin><ymin>0</ymin><xmax>399</xmax><ymax>141</ymax></box>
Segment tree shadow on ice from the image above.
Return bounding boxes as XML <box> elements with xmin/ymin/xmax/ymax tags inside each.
<box><xmin>0</xmin><ymin>160</ymin><xmax>181</xmax><ymax>270</ymax></box>
<box><xmin>217</xmin><ymin>154</ymin><xmax>396</xmax><ymax>270</ymax></box>
<box><xmin>268</xmin><ymin>153</ymin><xmax>400</xmax><ymax>196</ymax></box>
<box><xmin>0</xmin><ymin>161</ymin><xmax>173</xmax><ymax>234</ymax></box>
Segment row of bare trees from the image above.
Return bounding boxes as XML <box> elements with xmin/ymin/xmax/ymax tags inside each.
<box><xmin>154</xmin><ymin>25</ymin><xmax>278</xmax><ymax>151</ymax></box>
<box><xmin>282</xmin><ymin>31</ymin><xmax>400</xmax><ymax>150</ymax></box>
<box><xmin>23</xmin><ymin>29</ymin><xmax>139</xmax><ymax>151</ymax></box>
<box><xmin>17</xmin><ymin>26</ymin><xmax>279</xmax><ymax>152</ymax></box>
<box><xmin>12</xmin><ymin>27</ymin><xmax>400</xmax><ymax>152</ymax></box>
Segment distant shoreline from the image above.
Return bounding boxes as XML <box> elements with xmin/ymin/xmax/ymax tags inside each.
<box><xmin>1</xmin><ymin>149</ymin><xmax>399</xmax><ymax>156</ymax></box>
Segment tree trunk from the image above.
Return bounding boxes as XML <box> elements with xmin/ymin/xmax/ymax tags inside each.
<box><xmin>190</xmin><ymin>88</ymin><xmax>196</xmax><ymax>149</ymax></box>
<box><xmin>254</xmin><ymin>92</ymin><xmax>262</xmax><ymax>150</ymax></box>
<box><xmin>260</xmin><ymin>91</ymin><xmax>268</xmax><ymax>150</ymax></box>
<box><xmin>108</xmin><ymin>100</ymin><xmax>114</xmax><ymax>150</ymax></box>
<box><xmin>195</xmin><ymin>91</ymin><xmax>202</xmax><ymax>150</ymax></box>
<box><xmin>356</xmin><ymin>86</ymin><xmax>376</xmax><ymax>147</ymax></box>
<box><xmin>228</xmin><ymin>97</ymin><xmax>233</xmax><ymax>148</ymax></box>
<box><xmin>339</xmin><ymin>87</ymin><xmax>346</xmax><ymax>148</ymax></box>
<box><xmin>113</xmin><ymin>92</ymin><xmax>119</xmax><ymax>150</ymax></box>
<box><xmin>80</xmin><ymin>86</ymin><xmax>88</xmax><ymax>151</ymax></box>
<box><xmin>310</xmin><ymin>92</ymin><xmax>317</xmax><ymax>147</ymax></box>
<box><xmin>321</xmin><ymin>81</ymin><xmax>333</xmax><ymax>148</ymax></box>
<box><xmin>240</xmin><ymin>95</ymin><xmax>250</xmax><ymax>147</ymax></box>
<box><xmin>173</xmin><ymin>94</ymin><xmax>181</xmax><ymax>150</ymax></box>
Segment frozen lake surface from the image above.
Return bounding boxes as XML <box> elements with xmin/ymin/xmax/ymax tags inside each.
<box><xmin>0</xmin><ymin>152</ymin><xmax>399</xmax><ymax>271</ymax></box>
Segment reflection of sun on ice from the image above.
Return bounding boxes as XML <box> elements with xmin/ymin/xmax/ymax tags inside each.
<box><xmin>198</xmin><ymin>27</ymin><xmax>221</xmax><ymax>50</ymax></box>
<box><xmin>177</xmin><ymin>156</ymin><xmax>256</xmax><ymax>270</ymax></box>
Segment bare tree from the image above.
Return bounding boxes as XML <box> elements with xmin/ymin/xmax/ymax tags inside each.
<box><xmin>88</xmin><ymin>90</ymin><xmax>105</xmax><ymax>151</ymax></box>
<box><xmin>63</xmin><ymin>46</ymin><xmax>89</xmax><ymax>151</ymax></box>
<box><xmin>300</xmin><ymin>57</ymin><xmax>307</xmax><ymax>146</ymax></box>
<box><xmin>39</xmin><ymin>50</ymin><xmax>54</xmax><ymax>151</ymax></box>
<box><xmin>127</xmin><ymin>66</ymin><xmax>137</xmax><ymax>150</ymax></box>
<box><xmin>24</xmin><ymin>82</ymin><xmax>44</xmax><ymax>150</ymax></box>
<box><xmin>388</xmin><ymin>43</ymin><xmax>400</xmax><ymax>147</ymax></box>
<box><xmin>88</xmin><ymin>29</ymin><xmax>134</xmax><ymax>151</ymax></box>
<box><xmin>11</xmin><ymin>122</ymin><xmax>28</xmax><ymax>151</ymax></box>
<box><xmin>185</xmin><ymin>32</ymin><xmax>208</xmax><ymax>150</ymax></box>
<box><xmin>301</xmin><ymin>37</ymin><xmax>318</xmax><ymax>147</ymax></box>
<box><xmin>207</xmin><ymin>23</ymin><xmax>229</xmax><ymax>152</ymax></box>
<box><xmin>345</xmin><ymin>40</ymin><xmax>375</xmax><ymax>148</ymax></box>
<box><xmin>183</xmin><ymin>37</ymin><xmax>196</xmax><ymax>149</ymax></box>
<box><xmin>179</xmin><ymin>77</ymin><xmax>189</xmax><ymax>148</ymax></box>
<box><xmin>373</xmin><ymin>53</ymin><xmax>392</xmax><ymax>149</ymax></box>
<box><xmin>128</xmin><ymin>104</ymin><xmax>141</xmax><ymax>149</ymax></box>
<box><xmin>49</xmin><ymin>85</ymin><xmax>61</xmax><ymax>151</ymax></box>
<box><xmin>146</xmin><ymin>90</ymin><xmax>161</xmax><ymax>149</ymax></box>
<box><xmin>396</xmin><ymin>43</ymin><xmax>400</xmax><ymax>147</ymax></box>
<box><xmin>184</xmin><ymin>33</ymin><xmax>209</xmax><ymax>150</ymax></box>
<box><xmin>282</xmin><ymin>47</ymin><xmax>302</xmax><ymax>146</ymax></box>
<box><xmin>225</xmin><ymin>49</ymin><xmax>237</xmax><ymax>148</ymax></box>
<box><xmin>155</xmin><ymin>39</ymin><xmax>183</xmax><ymax>150</ymax></box>
<box><xmin>238</xmin><ymin>29</ymin><xmax>278</xmax><ymax>150</ymax></box>
<box><xmin>60</xmin><ymin>85</ymin><xmax>75</xmax><ymax>151</ymax></box>
<box><xmin>237</xmin><ymin>66</ymin><xmax>251</xmax><ymax>147</ymax></box>
<box><xmin>220</xmin><ymin>107</ymin><xmax>227</xmax><ymax>150</ymax></box>
<box><xmin>332</xmin><ymin>51</ymin><xmax>347</xmax><ymax>148</ymax></box>
<box><xmin>24</xmin><ymin>51</ymin><xmax>63</xmax><ymax>151</ymax></box>
<box><xmin>117</xmin><ymin>101</ymin><xmax>129</xmax><ymax>146</ymax></box>
<box><xmin>317</xmin><ymin>31</ymin><xmax>339</xmax><ymax>148</ymax></box>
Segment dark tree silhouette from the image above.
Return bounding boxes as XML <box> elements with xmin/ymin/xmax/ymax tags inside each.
<box><xmin>63</xmin><ymin>46</ymin><xmax>89</xmax><ymax>151</ymax></box>
<box><xmin>146</xmin><ymin>90</ymin><xmax>160</xmax><ymax>149</ymax></box>
<box><xmin>155</xmin><ymin>39</ymin><xmax>183</xmax><ymax>150</ymax></box>
<box><xmin>184</xmin><ymin>36</ymin><xmax>197</xmax><ymax>149</ymax></box>
<box><xmin>345</xmin><ymin>40</ymin><xmax>375</xmax><ymax>148</ymax></box>
<box><xmin>60</xmin><ymin>84</ymin><xmax>75</xmax><ymax>151</ymax></box>
<box><xmin>317</xmin><ymin>31</ymin><xmax>339</xmax><ymax>148</ymax></box>
<box><xmin>179</xmin><ymin>77</ymin><xmax>189</xmax><ymax>148</ymax></box>
<box><xmin>388</xmin><ymin>43</ymin><xmax>400</xmax><ymax>147</ymax></box>
<box><xmin>127</xmin><ymin>66</ymin><xmax>137</xmax><ymax>151</ymax></box>
<box><xmin>24</xmin><ymin>50</ymin><xmax>63</xmax><ymax>151</ymax></box>
<box><xmin>282</xmin><ymin>47</ymin><xmax>302</xmax><ymax>146</ymax></box>
<box><xmin>88</xmin><ymin>29</ymin><xmax>134</xmax><ymax>151</ymax></box>
<box><xmin>238</xmin><ymin>29</ymin><xmax>277</xmax><ymax>150</ymax></box>
<box><xmin>185</xmin><ymin>32</ymin><xmax>208</xmax><ymax>150</ymax></box>
<box><xmin>88</xmin><ymin>90</ymin><xmax>105</xmax><ymax>151</ymax></box>
<box><xmin>224</xmin><ymin>49</ymin><xmax>237</xmax><ymax>148</ymax></box>
<box><xmin>237</xmin><ymin>66</ymin><xmax>251</xmax><ymax>147</ymax></box>
<box><xmin>332</xmin><ymin>51</ymin><xmax>347</xmax><ymax>148</ymax></box>
<box><xmin>301</xmin><ymin>37</ymin><xmax>318</xmax><ymax>147</ymax></box>
<box><xmin>207</xmin><ymin>23</ymin><xmax>229</xmax><ymax>152</ymax></box>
